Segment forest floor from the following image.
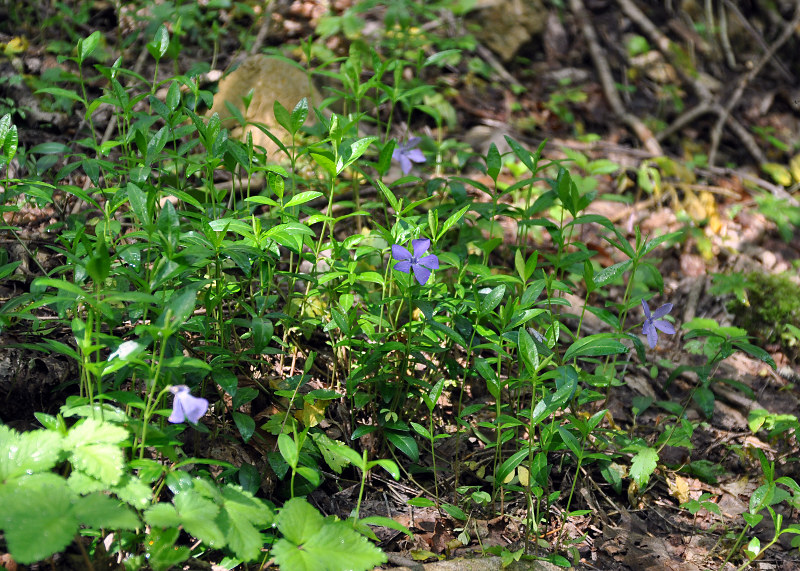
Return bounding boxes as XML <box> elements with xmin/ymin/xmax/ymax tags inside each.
<box><xmin>2</xmin><ymin>1</ymin><xmax>800</xmax><ymax>570</ymax></box>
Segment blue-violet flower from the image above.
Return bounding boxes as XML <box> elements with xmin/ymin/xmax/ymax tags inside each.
<box><xmin>392</xmin><ymin>238</ymin><xmax>439</xmax><ymax>285</ymax></box>
<box><xmin>168</xmin><ymin>385</ymin><xmax>209</xmax><ymax>424</ymax></box>
<box><xmin>641</xmin><ymin>299</ymin><xmax>675</xmax><ymax>348</ymax></box>
<box><xmin>392</xmin><ymin>137</ymin><xmax>426</xmax><ymax>175</ymax></box>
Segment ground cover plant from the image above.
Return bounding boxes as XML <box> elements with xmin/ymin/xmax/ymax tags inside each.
<box><xmin>1</xmin><ymin>1</ymin><xmax>800</xmax><ymax>570</ymax></box>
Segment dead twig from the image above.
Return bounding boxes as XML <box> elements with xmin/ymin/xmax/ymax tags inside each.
<box><xmin>569</xmin><ymin>0</ymin><xmax>663</xmax><ymax>156</ymax></box>
<box><xmin>722</xmin><ymin>0</ymin><xmax>794</xmax><ymax>82</ymax></box>
<box><xmin>616</xmin><ymin>0</ymin><xmax>770</xmax><ymax>167</ymax></box>
<box><xmin>708</xmin><ymin>2</ymin><xmax>800</xmax><ymax>166</ymax></box>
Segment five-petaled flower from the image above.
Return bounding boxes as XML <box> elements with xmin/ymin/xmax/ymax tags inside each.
<box><xmin>392</xmin><ymin>137</ymin><xmax>426</xmax><ymax>175</ymax></box>
<box><xmin>168</xmin><ymin>385</ymin><xmax>209</xmax><ymax>424</ymax></box>
<box><xmin>641</xmin><ymin>299</ymin><xmax>675</xmax><ymax>348</ymax></box>
<box><xmin>392</xmin><ymin>238</ymin><xmax>439</xmax><ymax>285</ymax></box>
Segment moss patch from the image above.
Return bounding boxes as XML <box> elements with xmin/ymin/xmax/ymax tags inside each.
<box><xmin>730</xmin><ymin>272</ymin><xmax>800</xmax><ymax>361</ymax></box>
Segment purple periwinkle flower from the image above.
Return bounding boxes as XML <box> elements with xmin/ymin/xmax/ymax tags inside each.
<box><xmin>392</xmin><ymin>238</ymin><xmax>439</xmax><ymax>285</ymax></box>
<box><xmin>392</xmin><ymin>137</ymin><xmax>426</xmax><ymax>175</ymax></box>
<box><xmin>168</xmin><ymin>385</ymin><xmax>209</xmax><ymax>424</ymax></box>
<box><xmin>641</xmin><ymin>299</ymin><xmax>675</xmax><ymax>348</ymax></box>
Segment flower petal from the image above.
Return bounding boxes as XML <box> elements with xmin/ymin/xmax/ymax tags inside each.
<box><xmin>645</xmin><ymin>326</ymin><xmax>658</xmax><ymax>349</ymax></box>
<box><xmin>168</xmin><ymin>399</ymin><xmax>186</xmax><ymax>423</ymax></box>
<box><xmin>651</xmin><ymin>303</ymin><xmax>673</xmax><ymax>320</ymax></box>
<box><xmin>392</xmin><ymin>244</ymin><xmax>412</xmax><ymax>261</ymax></box>
<box><xmin>393</xmin><ymin>260</ymin><xmax>412</xmax><ymax>273</ymax></box>
<box><xmin>398</xmin><ymin>154</ymin><xmax>412</xmax><ymax>175</ymax></box>
<box><xmin>407</xmin><ymin>137</ymin><xmax>421</xmax><ymax>148</ymax></box>
<box><xmin>412</xmin><ymin>238</ymin><xmax>430</xmax><ymax>258</ymax></box>
<box><xmin>169</xmin><ymin>387</ymin><xmax>209</xmax><ymax>424</ymax></box>
<box><xmin>412</xmin><ymin>263</ymin><xmax>432</xmax><ymax>285</ymax></box>
<box><xmin>641</xmin><ymin>299</ymin><xmax>651</xmax><ymax>319</ymax></box>
<box><xmin>418</xmin><ymin>254</ymin><xmax>439</xmax><ymax>269</ymax></box>
<box><xmin>653</xmin><ymin>319</ymin><xmax>675</xmax><ymax>335</ymax></box>
<box><xmin>406</xmin><ymin>148</ymin><xmax>425</xmax><ymax>164</ymax></box>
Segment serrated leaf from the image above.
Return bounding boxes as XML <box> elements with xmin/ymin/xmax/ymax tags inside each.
<box><xmin>630</xmin><ymin>446</ymin><xmax>658</xmax><ymax>488</ymax></box>
<box><xmin>73</xmin><ymin>493</ymin><xmax>140</xmax><ymax>530</ymax></box>
<box><xmin>144</xmin><ymin>503</ymin><xmax>182</xmax><ymax>528</ymax></box>
<box><xmin>146</xmin><ymin>527</ymin><xmax>190</xmax><ymax>571</ymax></box>
<box><xmin>0</xmin><ymin>473</ymin><xmax>79</xmax><ymax>564</ymax></box>
<box><xmin>272</xmin><ymin>519</ymin><xmax>386</xmax><ymax>571</ymax></box>
<box><xmin>277</xmin><ymin>497</ymin><xmax>324</xmax><ymax>544</ymax></box>
<box><xmin>216</xmin><ymin>485</ymin><xmax>273</xmax><ymax>560</ymax></box>
<box><xmin>310</xmin><ymin>432</ymin><xmax>351</xmax><ymax>474</ymax></box>
<box><xmin>0</xmin><ymin>425</ymin><xmax>63</xmax><ymax>481</ymax></box>
<box><xmin>66</xmin><ymin>420</ymin><xmax>127</xmax><ymax>485</ymax></box>
<box><xmin>174</xmin><ymin>491</ymin><xmax>225</xmax><ymax>547</ymax></box>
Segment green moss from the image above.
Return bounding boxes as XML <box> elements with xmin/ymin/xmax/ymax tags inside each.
<box><xmin>730</xmin><ymin>272</ymin><xmax>800</xmax><ymax>360</ymax></box>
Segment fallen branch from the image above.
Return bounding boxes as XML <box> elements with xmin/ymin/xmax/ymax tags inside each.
<box><xmin>708</xmin><ymin>2</ymin><xmax>800</xmax><ymax>165</ymax></box>
<box><xmin>569</xmin><ymin>0</ymin><xmax>663</xmax><ymax>156</ymax></box>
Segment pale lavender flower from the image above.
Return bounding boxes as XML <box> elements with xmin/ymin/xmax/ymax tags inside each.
<box><xmin>641</xmin><ymin>299</ymin><xmax>675</xmax><ymax>348</ymax></box>
<box><xmin>168</xmin><ymin>385</ymin><xmax>209</xmax><ymax>424</ymax></box>
<box><xmin>392</xmin><ymin>137</ymin><xmax>426</xmax><ymax>174</ymax></box>
<box><xmin>392</xmin><ymin>238</ymin><xmax>439</xmax><ymax>285</ymax></box>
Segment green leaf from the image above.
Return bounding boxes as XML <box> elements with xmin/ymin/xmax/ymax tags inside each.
<box><xmin>438</xmin><ymin>204</ymin><xmax>469</xmax><ymax>240</ymax></box>
<box><xmin>274</xmin><ymin>100</ymin><xmax>292</xmax><ymax>132</ymax></box>
<box><xmin>339</xmin><ymin>136</ymin><xmax>378</xmax><ymax>173</ymax></box>
<box><xmin>79</xmin><ymin>31</ymin><xmax>102</xmax><ymax>62</ymax></box>
<box><xmin>563</xmin><ymin>334</ymin><xmax>628</xmax><ymax>361</ymax></box>
<box><xmin>148</xmin><ymin>25</ymin><xmax>170</xmax><ymax>60</ymax></box>
<box><xmin>278</xmin><ymin>433</ymin><xmax>299</xmax><ymax>467</ymax></box>
<box><xmin>272</xmin><ymin>517</ymin><xmax>386</xmax><ymax>571</ymax></box>
<box><xmin>642</xmin><ymin>230</ymin><xmax>683</xmax><ymax>256</ymax></box>
<box><xmin>73</xmin><ymin>493</ymin><xmax>140</xmax><ymax>530</ymax></box>
<box><xmin>66</xmin><ymin>419</ymin><xmax>128</xmax><ymax>486</ymax></box>
<box><xmin>593</xmin><ymin>260</ymin><xmax>632</xmax><ymax>287</ymax></box>
<box><xmin>359</xmin><ymin>516</ymin><xmax>412</xmax><ymax>537</ymax></box>
<box><xmin>216</xmin><ymin>485</ymin><xmax>273</xmax><ymax>561</ymax></box>
<box><xmin>0</xmin><ymin>473</ymin><xmax>79</xmax><ymax>564</ymax></box>
<box><xmin>291</xmin><ymin>98</ymin><xmax>309</xmax><ymax>133</ymax></box>
<box><xmin>174</xmin><ymin>490</ymin><xmax>225</xmax><ymax>547</ymax></box>
<box><xmin>144</xmin><ymin>503</ymin><xmax>182</xmax><ymax>528</ymax></box>
<box><xmin>311</xmin><ymin>152</ymin><xmax>336</xmax><ymax>177</ymax></box>
<box><xmin>692</xmin><ymin>386</ymin><xmax>715</xmax><ymax>419</ymax></box>
<box><xmin>480</xmin><ymin>284</ymin><xmax>506</xmax><ymax>314</ymax></box>
<box><xmin>496</xmin><ymin>448</ymin><xmax>528</xmax><ymax>485</ymax></box>
<box><xmin>233</xmin><ymin>412</ymin><xmax>256</xmax><ymax>442</ymax></box>
<box><xmin>518</xmin><ymin>328</ymin><xmax>539</xmax><ymax>374</ymax></box>
<box><xmin>385</xmin><ymin>431</ymin><xmax>419</xmax><ymax>462</ymax></box>
<box><xmin>732</xmin><ymin>341</ymin><xmax>776</xmax><ymax>370</ymax></box>
<box><xmin>0</xmin><ymin>425</ymin><xmax>63</xmax><ymax>481</ymax></box>
<box><xmin>486</xmin><ymin>143</ymin><xmax>501</xmax><ymax>181</ymax></box>
<box><xmin>284</xmin><ymin>190</ymin><xmax>323</xmax><ymax>208</ymax></box>
<box><xmin>630</xmin><ymin>446</ymin><xmax>658</xmax><ymax>488</ymax></box>
<box><xmin>35</xmin><ymin>86</ymin><xmax>84</xmax><ymax>103</ymax></box>
<box><xmin>277</xmin><ymin>497</ymin><xmax>324</xmax><ymax>544</ymax></box>
<box><xmin>146</xmin><ymin>527</ymin><xmax>191</xmax><ymax>571</ymax></box>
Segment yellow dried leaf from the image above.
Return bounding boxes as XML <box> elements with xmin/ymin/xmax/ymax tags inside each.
<box><xmin>667</xmin><ymin>474</ymin><xmax>690</xmax><ymax>504</ymax></box>
<box><xmin>503</xmin><ymin>467</ymin><xmax>516</xmax><ymax>484</ymax></box>
<box><xmin>294</xmin><ymin>399</ymin><xmax>329</xmax><ymax>428</ymax></box>
<box><xmin>790</xmin><ymin>154</ymin><xmax>800</xmax><ymax>183</ymax></box>
<box><xmin>410</xmin><ymin>550</ymin><xmax>442</xmax><ymax>561</ymax></box>
<box><xmin>761</xmin><ymin>162</ymin><xmax>792</xmax><ymax>186</ymax></box>
<box><xmin>3</xmin><ymin>36</ymin><xmax>29</xmax><ymax>56</ymax></box>
<box><xmin>517</xmin><ymin>465</ymin><xmax>529</xmax><ymax>486</ymax></box>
